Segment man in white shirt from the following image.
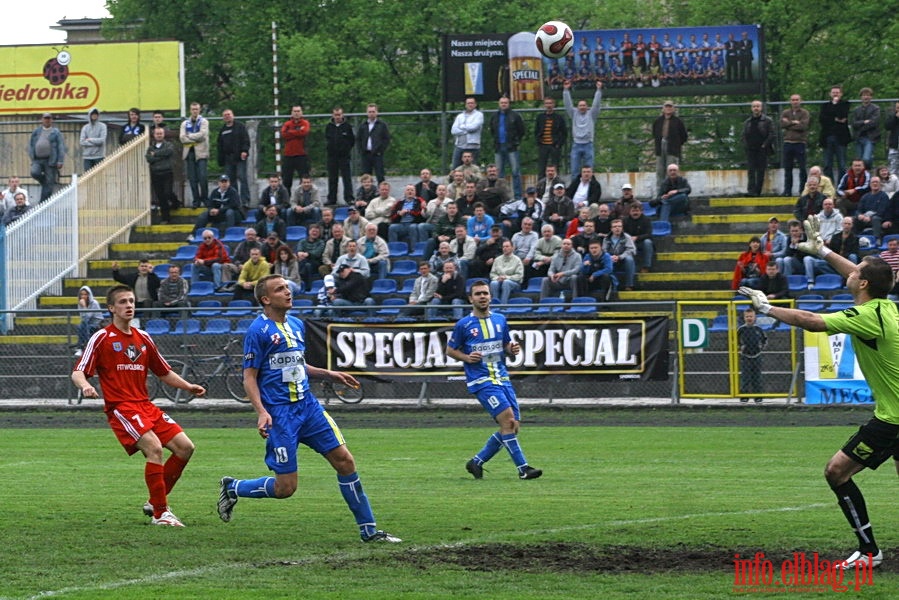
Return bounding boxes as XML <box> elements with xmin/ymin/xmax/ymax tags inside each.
<box><xmin>450</xmin><ymin>97</ymin><xmax>484</xmax><ymax>168</ymax></box>
<box><xmin>1</xmin><ymin>176</ymin><xmax>28</xmax><ymax>214</ymax></box>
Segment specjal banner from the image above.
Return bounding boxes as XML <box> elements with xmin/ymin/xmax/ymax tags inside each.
<box><xmin>802</xmin><ymin>330</ymin><xmax>872</xmax><ymax>405</ymax></box>
<box><xmin>0</xmin><ymin>41</ymin><xmax>182</xmax><ymax>114</ymax></box>
<box><xmin>304</xmin><ymin>316</ymin><xmax>669</xmax><ymax>382</ymax></box>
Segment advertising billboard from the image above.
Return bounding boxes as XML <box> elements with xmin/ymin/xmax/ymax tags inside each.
<box><xmin>0</xmin><ymin>41</ymin><xmax>182</xmax><ymax>114</ymax></box>
<box><xmin>443</xmin><ymin>24</ymin><xmax>763</xmax><ymax>103</ymax></box>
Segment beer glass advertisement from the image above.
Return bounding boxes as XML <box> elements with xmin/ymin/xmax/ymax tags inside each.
<box><xmin>548</xmin><ymin>24</ymin><xmax>764</xmax><ymax>99</ymax></box>
<box><xmin>443</xmin><ymin>33</ymin><xmax>544</xmax><ymax>103</ymax></box>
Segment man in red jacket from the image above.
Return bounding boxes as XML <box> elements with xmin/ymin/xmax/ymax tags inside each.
<box><xmin>280</xmin><ymin>105</ymin><xmax>310</xmax><ymax>192</ymax></box>
<box><xmin>193</xmin><ymin>229</ymin><xmax>232</xmax><ymax>290</ymax></box>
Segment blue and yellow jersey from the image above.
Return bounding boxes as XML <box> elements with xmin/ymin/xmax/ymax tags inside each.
<box><xmin>243</xmin><ymin>313</ymin><xmax>310</xmax><ymax>405</ymax></box>
<box><xmin>448</xmin><ymin>311</ymin><xmax>513</xmax><ymax>392</ymax></box>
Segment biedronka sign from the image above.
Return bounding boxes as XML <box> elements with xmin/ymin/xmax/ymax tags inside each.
<box><xmin>0</xmin><ymin>41</ymin><xmax>182</xmax><ymax>115</ymax></box>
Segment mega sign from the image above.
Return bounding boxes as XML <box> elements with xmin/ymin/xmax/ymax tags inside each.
<box><xmin>0</xmin><ymin>41</ymin><xmax>182</xmax><ymax>114</ymax></box>
<box><xmin>305</xmin><ymin>317</ymin><xmax>669</xmax><ymax>382</ymax></box>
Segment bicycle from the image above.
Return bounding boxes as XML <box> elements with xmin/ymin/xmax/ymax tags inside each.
<box><xmin>162</xmin><ymin>338</ymin><xmax>248</xmax><ymax>404</ymax></box>
<box><xmin>316</xmin><ymin>379</ymin><xmax>364</xmax><ymax>404</ymax></box>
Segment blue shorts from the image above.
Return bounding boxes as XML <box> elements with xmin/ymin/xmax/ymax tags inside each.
<box><xmin>264</xmin><ymin>392</ymin><xmax>346</xmax><ymax>474</ymax></box>
<box><xmin>474</xmin><ymin>384</ymin><xmax>520</xmax><ymax>420</ymax></box>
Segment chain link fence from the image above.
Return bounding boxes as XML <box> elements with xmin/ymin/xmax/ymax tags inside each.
<box><xmin>2</xmin><ymin>303</ymin><xmax>690</xmax><ymax>404</ymax></box>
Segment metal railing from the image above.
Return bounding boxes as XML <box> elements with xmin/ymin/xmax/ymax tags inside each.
<box><xmin>1</xmin><ymin>133</ymin><xmax>150</xmax><ymax>330</ymax></box>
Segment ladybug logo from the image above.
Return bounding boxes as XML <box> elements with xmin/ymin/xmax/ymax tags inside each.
<box><xmin>43</xmin><ymin>48</ymin><xmax>71</xmax><ymax>86</ymax></box>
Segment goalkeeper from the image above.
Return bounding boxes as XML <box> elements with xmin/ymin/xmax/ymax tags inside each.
<box><xmin>739</xmin><ymin>215</ymin><xmax>899</xmax><ymax>571</ymax></box>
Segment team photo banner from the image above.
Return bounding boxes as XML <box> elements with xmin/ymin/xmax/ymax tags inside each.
<box><xmin>443</xmin><ymin>24</ymin><xmax>762</xmax><ymax>103</ymax></box>
<box><xmin>305</xmin><ymin>316</ymin><xmax>669</xmax><ymax>382</ymax></box>
<box><xmin>0</xmin><ymin>41</ymin><xmax>182</xmax><ymax>114</ymax></box>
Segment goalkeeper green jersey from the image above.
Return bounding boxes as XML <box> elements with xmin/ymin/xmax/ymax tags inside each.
<box><xmin>821</xmin><ymin>298</ymin><xmax>899</xmax><ymax>424</ymax></box>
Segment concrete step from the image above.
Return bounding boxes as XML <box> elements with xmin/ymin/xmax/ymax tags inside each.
<box><xmin>64</xmin><ymin>278</ymin><xmax>116</xmax><ymax>291</ymax></box>
<box><xmin>691</xmin><ymin>213</ymin><xmax>793</xmax><ymax>226</ymax></box>
<box><xmin>673</xmin><ymin>233</ymin><xmax>760</xmax><ymax>245</ymax></box>
<box><xmin>708</xmin><ymin>196</ymin><xmax>794</xmax><ymax>208</ymax></box>
<box><xmin>619</xmin><ymin>289</ymin><xmax>736</xmax><ymax>301</ymax></box>
<box><xmin>0</xmin><ymin>334</ymin><xmax>70</xmax><ymax>345</ymax></box>
<box><xmin>39</xmin><ymin>296</ymin><xmax>79</xmax><ymax>308</ymax></box>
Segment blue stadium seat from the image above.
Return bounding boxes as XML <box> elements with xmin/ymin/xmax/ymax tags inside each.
<box><xmin>501</xmin><ymin>297</ymin><xmax>533</xmax><ymax>315</ymax></box>
<box><xmin>829</xmin><ymin>293</ymin><xmax>854</xmax><ymax>312</ymax></box>
<box><xmin>172</xmin><ymin>319</ymin><xmax>201</xmax><ymax>335</ymax></box>
<box><xmin>200</xmin><ymin>318</ymin><xmax>232</xmax><ymax>335</ymax></box>
<box><xmin>221</xmin><ymin>227</ymin><xmax>246</xmax><ymax>243</ymax></box>
<box><xmin>143</xmin><ymin>319</ymin><xmax>171</xmax><ymax>336</ymax></box>
<box><xmin>333</xmin><ymin>206</ymin><xmax>349</xmax><ymax>222</ymax></box>
<box><xmin>399</xmin><ymin>278</ymin><xmax>416</xmax><ymax>294</ymax></box>
<box><xmin>388</xmin><ymin>260</ymin><xmax>418</xmax><ymax>277</ymax></box>
<box><xmin>652</xmin><ymin>220</ymin><xmax>672</xmax><ymax>236</ymax></box>
<box><xmin>881</xmin><ymin>234</ymin><xmax>899</xmax><ymax>250</ymax></box>
<box><xmin>387</xmin><ymin>242</ymin><xmax>409</xmax><ymax>257</ymax></box>
<box><xmin>796</xmin><ymin>294</ymin><xmax>825</xmax><ymax>312</ymax></box>
<box><xmin>187</xmin><ymin>281</ymin><xmax>215</xmax><ymax>297</ymax></box>
<box><xmin>568</xmin><ymin>296</ymin><xmax>599</xmax><ymax>314</ymax></box>
<box><xmin>291</xmin><ymin>299</ymin><xmax>314</xmax><ymax>315</ymax></box>
<box><xmin>409</xmin><ymin>241</ymin><xmax>429</xmax><ymax>258</ymax></box>
<box><xmin>170</xmin><ymin>245</ymin><xmax>198</xmax><ymax>262</ymax></box>
<box><xmin>192</xmin><ymin>300</ymin><xmax>222</xmax><ymax>316</ymax></box>
<box><xmin>226</xmin><ymin>300</ymin><xmax>255</xmax><ymax>316</ymax></box>
<box><xmin>304</xmin><ymin>280</ymin><xmax>324</xmax><ymax>296</ymax></box>
<box><xmin>534</xmin><ymin>298</ymin><xmax>565</xmax><ymax>314</ymax></box>
<box><xmin>376</xmin><ymin>298</ymin><xmax>406</xmax><ymax>315</ymax></box>
<box><xmin>786</xmin><ymin>274</ymin><xmax>808</xmax><ymax>293</ymax></box>
<box><xmin>286</xmin><ymin>226</ymin><xmax>307</xmax><ymax>242</ymax></box>
<box><xmin>522</xmin><ymin>277</ymin><xmax>545</xmax><ymax>294</ymax></box>
<box><xmin>812</xmin><ymin>274</ymin><xmax>843</xmax><ymax>291</ymax></box>
<box><xmin>180</xmin><ymin>264</ymin><xmax>193</xmax><ymax>279</ymax></box>
<box><xmin>857</xmin><ymin>235</ymin><xmax>876</xmax><ymax>251</ymax></box>
<box><xmin>153</xmin><ymin>263</ymin><xmax>173</xmax><ymax>279</ymax></box>
<box><xmin>370</xmin><ymin>279</ymin><xmax>398</xmax><ymax>295</ymax></box>
<box><xmin>642</xmin><ymin>201</ymin><xmax>657</xmax><ymax>217</ymax></box>
<box><xmin>708</xmin><ymin>315</ymin><xmax>730</xmax><ymax>332</ymax></box>
<box><xmin>232</xmin><ymin>318</ymin><xmax>255</xmax><ymax>335</ymax></box>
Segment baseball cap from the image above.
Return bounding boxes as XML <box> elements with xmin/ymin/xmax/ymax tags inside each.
<box><xmin>663</xmin><ymin>100</ymin><xmax>674</xmax><ymax>107</ymax></box>
<box><xmin>323</xmin><ymin>274</ymin><xmax>336</xmax><ymax>287</ymax></box>
<box><xmin>622</xmin><ymin>183</ymin><xmax>633</xmax><ymax>190</ymax></box>
<box><xmin>525</xmin><ymin>186</ymin><xmax>537</xmax><ymax>194</ymax></box>
<box><xmin>336</xmin><ymin>263</ymin><xmax>352</xmax><ymax>272</ymax></box>
<box><xmin>42</xmin><ymin>112</ymin><xmax>53</xmax><ymax>118</ymax></box>
<box><xmin>553</xmin><ymin>183</ymin><xmax>565</xmax><ymax>190</ymax></box>
<box><xmin>219</xmin><ymin>174</ymin><xmax>230</xmax><ymax>181</ymax></box>
<box><xmin>347</xmin><ymin>206</ymin><xmax>358</xmax><ymax>212</ymax></box>
<box><xmin>768</xmin><ymin>216</ymin><xmax>779</xmax><ymax>223</ymax></box>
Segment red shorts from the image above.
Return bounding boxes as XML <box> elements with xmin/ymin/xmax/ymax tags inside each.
<box><xmin>105</xmin><ymin>401</ymin><xmax>184</xmax><ymax>456</ymax></box>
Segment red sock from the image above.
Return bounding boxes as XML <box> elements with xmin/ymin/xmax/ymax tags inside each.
<box><xmin>145</xmin><ymin>462</ymin><xmax>167</xmax><ymax>518</ymax></box>
<box><xmin>163</xmin><ymin>454</ymin><xmax>189</xmax><ymax>494</ymax></box>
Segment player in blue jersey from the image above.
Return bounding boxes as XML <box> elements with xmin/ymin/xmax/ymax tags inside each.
<box><xmin>216</xmin><ymin>274</ymin><xmax>400</xmax><ymax>543</ymax></box>
<box><xmin>446</xmin><ymin>279</ymin><xmax>542</xmax><ymax>480</ymax></box>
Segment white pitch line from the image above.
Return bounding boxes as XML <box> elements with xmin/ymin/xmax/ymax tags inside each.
<box><xmin>8</xmin><ymin>502</ymin><xmax>829</xmax><ymax>600</ymax></box>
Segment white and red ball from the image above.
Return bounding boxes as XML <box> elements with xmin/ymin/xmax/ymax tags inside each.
<box><xmin>535</xmin><ymin>21</ymin><xmax>574</xmax><ymax>59</ymax></box>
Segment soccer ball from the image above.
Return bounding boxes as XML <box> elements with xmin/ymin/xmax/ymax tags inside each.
<box><xmin>535</xmin><ymin>21</ymin><xmax>574</xmax><ymax>59</ymax></box>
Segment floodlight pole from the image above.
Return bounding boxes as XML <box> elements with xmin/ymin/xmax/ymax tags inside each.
<box><xmin>272</xmin><ymin>21</ymin><xmax>281</xmax><ymax>177</ymax></box>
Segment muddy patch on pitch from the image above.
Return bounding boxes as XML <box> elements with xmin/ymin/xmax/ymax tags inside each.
<box><xmin>390</xmin><ymin>542</ymin><xmax>899</xmax><ymax>574</ymax></box>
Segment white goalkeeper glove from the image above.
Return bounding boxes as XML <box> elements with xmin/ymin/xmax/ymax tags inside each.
<box><xmin>797</xmin><ymin>215</ymin><xmax>831</xmax><ymax>257</ymax></box>
<box><xmin>738</xmin><ymin>286</ymin><xmax>772</xmax><ymax>314</ymax></box>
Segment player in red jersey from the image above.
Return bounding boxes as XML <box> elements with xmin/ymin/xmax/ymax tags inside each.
<box><xmin>72</xmin><ymin>285</ymin><xmax>206</xmax><ymax>527</ymax></box>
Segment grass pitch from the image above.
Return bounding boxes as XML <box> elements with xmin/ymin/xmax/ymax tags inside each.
<box><xmin>1</xmin><ymin>410</ymin><xmax>898</xmax><ymax>599</ymax></box>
